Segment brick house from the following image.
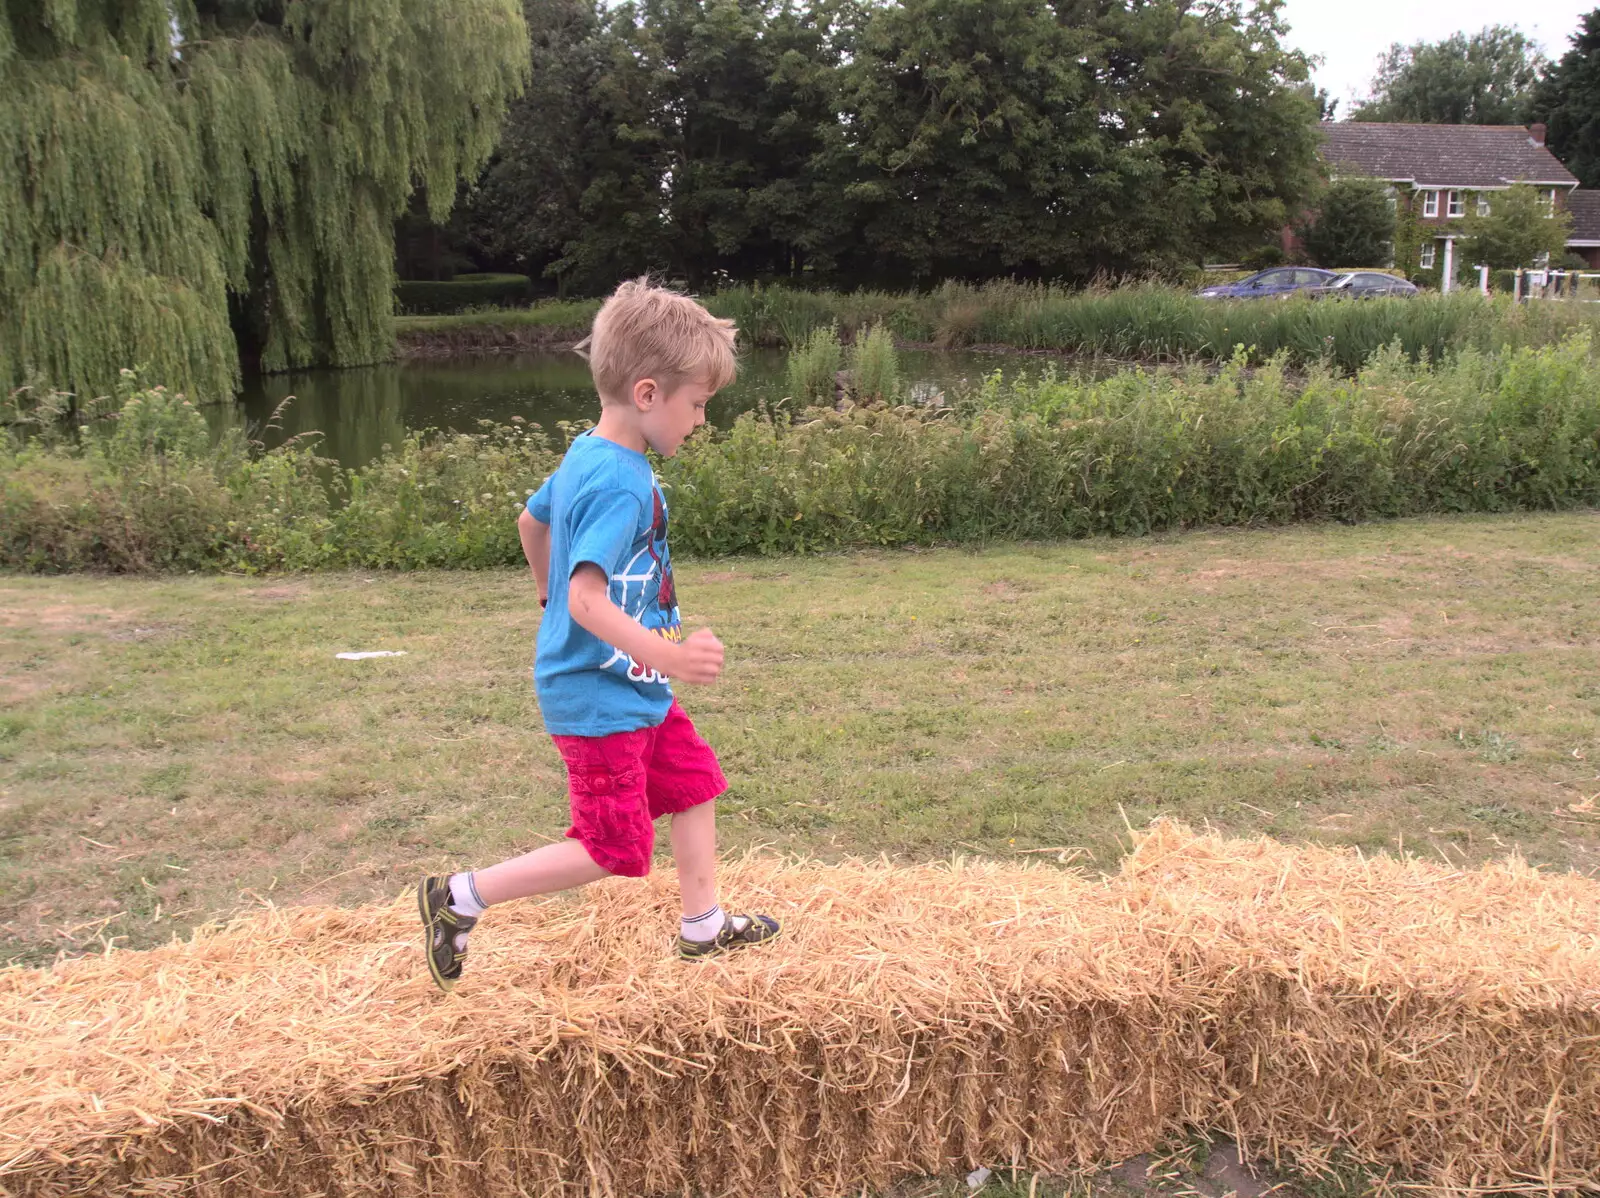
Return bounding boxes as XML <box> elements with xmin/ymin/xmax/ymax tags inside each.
<box><xmin>1313</xmin><ymin>122</ymin><xmax>1585</xmax><ymax>287</ymax></box>
<box><xmin>1567</xmin><ymin>191</ymin><xmax>1600</xmax><ymax>270</ymax></box>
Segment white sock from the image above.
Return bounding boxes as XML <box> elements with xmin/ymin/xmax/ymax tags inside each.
<box><xmin>448</xmin><ymin>872</ymin><xmax>487</xmax><ymax>918</ymax></box>
<box><xmin>680</xmin><ymin>903</ymin><xmax>726</xmax><ymax>943</ymax></box>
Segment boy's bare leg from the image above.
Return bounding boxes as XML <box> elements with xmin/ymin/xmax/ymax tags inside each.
<box><xmin>668</xmin><ymin>799</ymin><xmax>781</xmax><ymax>957</ymax></box>
<box><xmin>470</xmin><ymin>839</ymin><xmax>613</xmax><ymax>906</ymax></box>
<box><xmin>669</xmin><ymin>800</ymin><xmax>718</xmax><ymax>917</ymax></box>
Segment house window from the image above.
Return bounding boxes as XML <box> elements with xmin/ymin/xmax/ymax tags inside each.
<box><xmin>1447</xmin><ymin>191</ymin><xmax>1464</xmax><ymax>218</ymax></box>
<box><xmin>1544</xmin><ymin>189</ymin><xmax>1558</xmax><ymax>213</ymax></box>
<box><xmin>1422</xmin><ymin>190</ymin><xmax>1439</xmax><ymax>218</ymax></box>
<box><xmin>1477</xmin><ymin>195</ymin><xmax>1492</xmax><ymax>217</ymax></box>
<box><xmin>1419</xmin><ymin>242</ymin><xmax>1437</xmax><ymax>270</ymax></box>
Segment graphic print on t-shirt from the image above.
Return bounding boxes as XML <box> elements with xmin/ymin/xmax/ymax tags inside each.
<box><xmin>647</xmin><ymin>486</ymin><xmax>676</xmax><ymax>612</ymax></box>
<box><xmin>600</xmin><ymin>484</ymin><xmax>681</xmax><ymax>684</ymax></box>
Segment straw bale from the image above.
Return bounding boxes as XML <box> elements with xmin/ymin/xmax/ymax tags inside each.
<box><xmin>0</xmin><ymin>823</ymin><xmax>1596</xmax><ymax>1197</ymax></box>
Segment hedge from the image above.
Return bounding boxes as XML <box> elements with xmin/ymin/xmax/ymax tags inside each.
<box><xmin>394</xmin><ymin>274</ymin><xmax>534</xmax><ymax>316</ymax></box>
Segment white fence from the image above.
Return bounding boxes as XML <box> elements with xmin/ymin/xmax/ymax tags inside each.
<box><xmin>1511</xmin><ymin>268</ymin><xmax>1600</xmax><ymax>302</ymax></box>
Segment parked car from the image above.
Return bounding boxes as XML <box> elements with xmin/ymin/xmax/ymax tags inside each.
<box><xmin>1195</xmin><ymin>267</ymin><xmax>1338</xmax><ymax>300</ymax></box>
<box><xmin>1309</xmin><ymin>271</ymin><xmax>1420</xmax><ymax>300</ymax></box>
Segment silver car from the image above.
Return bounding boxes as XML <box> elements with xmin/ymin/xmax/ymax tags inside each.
<box><xmin>1313</xmin><ymin>272</ymin><xmax>1420</xmax><ymax>299</ymax></box>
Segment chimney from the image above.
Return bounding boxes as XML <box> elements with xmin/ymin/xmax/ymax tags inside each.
<box><xmin>1529</xmin><ymin>122</ymin><xmax>1547</xmax><ymax>147</ymax></box>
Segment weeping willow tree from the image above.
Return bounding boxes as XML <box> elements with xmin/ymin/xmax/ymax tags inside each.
<box><xmin>1</xmin><ymin>0</ymin><xmax>528</xmax><ymax>402</ymax></box>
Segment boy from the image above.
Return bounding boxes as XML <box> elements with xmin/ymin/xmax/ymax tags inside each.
<box><xmin>416</xmin><ymin>279</ymin><xmax>780</xmax><ymax>992</ymax></box>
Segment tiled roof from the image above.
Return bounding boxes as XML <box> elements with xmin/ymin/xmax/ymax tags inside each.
<box><xmin>1319</xmin><ymin>122</ymin><xmax>1579</xmax><ymax>189</ymax></box>
<box><xmin>1565</xmin><ymin>190</ymin><xmax>1600</xmax><ymax>243</ymax></box>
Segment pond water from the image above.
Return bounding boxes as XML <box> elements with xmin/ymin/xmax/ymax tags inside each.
<box><xmin>226</xmin><ymin>348</ymin><xmax>1042</xmax><ymax>470</ymax></box>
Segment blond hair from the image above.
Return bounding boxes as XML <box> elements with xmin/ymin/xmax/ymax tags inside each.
<box><xmin>580</xmin><ymin>278</ymin><xmax>738</xmax><ymax>404</ymax></box>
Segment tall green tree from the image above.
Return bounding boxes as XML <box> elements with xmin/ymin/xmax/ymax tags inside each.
<box><xmin>2</xmin><ymin>0</ymin><xmax>528</xmax><ymax>400</ymax></box>
<box><xmin>454</xmin><ymin>0</ymin><xmax>843</xmax><ymax>294</ymax></box>
<box><xmin>1351</xmin><ymin>26</ymin><xmax>1544</xmax><ymax>124</ymax></box>
<box><xmin>452</xmin><ymin>0</ymin><xmax>673</xmax><ymax>295</ymax></box>
<box><xmin>446</xmin><ymin>0</ymin><xmax>1321</xmax><ymax>291</ymax></box>
<box><xmin>1529</xmin><ymin>10</ymin><xmax>1600</xmax><ymax>188</ymax></box>
<box><xmin>831</xmin><ymin>0</ymin><xmax>1321</xmax><ymax>282</ymax></box>
<box><xmin>1460</xmin><ymin>183</ymin><xmax>1574</xmax><ymax>269</ymax></box>
<box><xmin>1297</xmin><ymin>178</ymin><xmax>1396</xmax><ymax>268</ymax></box>
<box><xmin>636</xmin><ymin>0</ymin><xmax>847</xmax><ymax>286</ymax></box>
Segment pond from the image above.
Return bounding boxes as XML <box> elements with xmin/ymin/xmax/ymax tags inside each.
<box><xmin>227</xmin><ymin>348</ymin><xmax>1044</xmax><ymax>470</ymax></box>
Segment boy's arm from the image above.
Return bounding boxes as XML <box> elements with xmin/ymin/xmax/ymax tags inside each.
<box><xmin>567</xmin><ymin>564</ymin><xmax>723</xmax><ymax>684</ymax></box>
<box><xmin>518</xmin><ymin>508</ymin><xmax>551</xmax><ymax>603</ymax></box>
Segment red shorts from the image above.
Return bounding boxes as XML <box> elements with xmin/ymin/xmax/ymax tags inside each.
<box><xmin>552</xmin><ymin>701</ymin><xmax>726</xmax><ymax>877</ymax></box>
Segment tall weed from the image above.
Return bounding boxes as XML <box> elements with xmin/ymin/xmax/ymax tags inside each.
<box><xmin>785</xmin><ymin>324</ymin><xmax>843</xmax><ymax>405</ymax></box>
<box><xmin>665</xmin><ymin>334</ymin><xmax>1600</xmax><ymax>554</ymax></box>
<box><xmin>406</xmin><ymin>283</ymin><xmax>1600</xmax><ymax>370</ymax></box>
<box><xmin>707</xmin><ymin>282</ymin><xmax>1600</xmax><ymax>369</ymax></box>
<box><xmin>848</xmin><ymin>324</ymin><xmax>901</xmax><ymax>402</ymax></box>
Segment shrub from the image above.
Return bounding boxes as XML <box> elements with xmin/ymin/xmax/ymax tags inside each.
<box><xmin>785</xmin><ymin>324</ymin><xmax>843</xmax><ymax>405</ymax></box>
<box><xmin>1240</xmin><ymin>245</ymin><xmax>1287</xmax><ymax>270</ymax></box>
<box><xmin>7</xmin><ymin>337</ymin><xmax>1600</xmax><ymax>571</ymax></box>
<box><xmin>848</xmin><ymin>324</ymin><xmax>901</xmax><ymax>402</ymax></box>
<box><xmin>394</xmin><ymin>274</ymin><xmax>534</xmax><ymax>315</ymax></box>
<box><xmin>1461</xmin><ymin>184</ymin><xmax>1574</xmax><ymax>272</ymax></box>
<box><xmin>330</xmin><ymin>423</ymin><xmax>560</xmax><ymax>568</ymax></box>
<box><xmin>93</xmin><ymin>372</ymin><xmax>211</xmax><ymax>469</ymax></box>
<box><xmin>1298</xmin><ymin>178</ymin><xmax>1398</xmax><ymax>269</ymax></box>
<box><xmin>664</xmin><ymin>334</ymin><xmax>1600</xmax><ymax>554</ymax></box>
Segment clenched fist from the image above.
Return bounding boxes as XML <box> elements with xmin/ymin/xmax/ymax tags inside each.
<box><xmin>672</xmin><ymin>628</ymin><xmax>724</xmax><ymax>684</ymax></box>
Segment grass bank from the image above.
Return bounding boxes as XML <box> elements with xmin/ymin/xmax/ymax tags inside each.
<box><xmin>395</xmin><ymin>282</ymin><xmax>1600</xmax><ymax>372</ymax></box>
<box><xmin>395</xmin><ymin>299</ymin><xmax>601</xmax><ymax>357</ymax></box>
<box><xmin>2</xmin><ymin>512</ymin><xmax>1596</xmax><ymax>967</ymax></box>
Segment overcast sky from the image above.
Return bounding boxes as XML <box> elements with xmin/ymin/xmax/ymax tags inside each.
<box><xmin>1274</xmin><ymin>0</ymin><xmax>1594</xmax><ymax>113</ymax></box>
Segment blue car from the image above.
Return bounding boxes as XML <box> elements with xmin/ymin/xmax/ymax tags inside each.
<box><xmin>1196</xmin><ymin>267</ymin><xmax>1338</xmax><ymax>300</ymax></box>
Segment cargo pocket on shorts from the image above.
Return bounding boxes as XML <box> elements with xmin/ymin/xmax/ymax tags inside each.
<box><xmin>570</xmin><ymin>763</ymin><xmax>644</xmax><ymax>854</ymax></box>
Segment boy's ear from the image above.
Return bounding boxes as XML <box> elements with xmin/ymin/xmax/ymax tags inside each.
<box><xmin>631</xmin><ymin>377</ymin><xmax>658</xmax><ymax>410</ymax></box>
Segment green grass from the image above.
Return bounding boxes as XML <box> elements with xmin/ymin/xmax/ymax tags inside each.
<box><xmin>2</xmin><ymin>511</ymin><xmax>1597</xmax><ymax>967</ymax></box>
<box><xmin>395</xmin><ymin>297</ymin><xmax>600</xmax><ymax>337</ymax></box>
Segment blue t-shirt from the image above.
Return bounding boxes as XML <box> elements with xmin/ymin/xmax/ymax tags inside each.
<box><xmin>527</xmin><ymin>433</ymin><xmax>681</xmax><ymax>737</ymax></box>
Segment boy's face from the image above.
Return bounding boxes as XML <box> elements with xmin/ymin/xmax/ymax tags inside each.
<box><xmin>636</xmin><ymin>376</ymin><xmax>715</xmax><ymax>457</ymax></box>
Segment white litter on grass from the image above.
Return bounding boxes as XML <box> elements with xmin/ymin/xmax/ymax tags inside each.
<box><xmin>335</xmin><ymin>651</ymin><xmax>408</xmax><ymax>660</ymax></box>
<box><xmin>966</xmin><ymin>1167</ymin><xmax>992</xmax><ymax>1190</ymax></box>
